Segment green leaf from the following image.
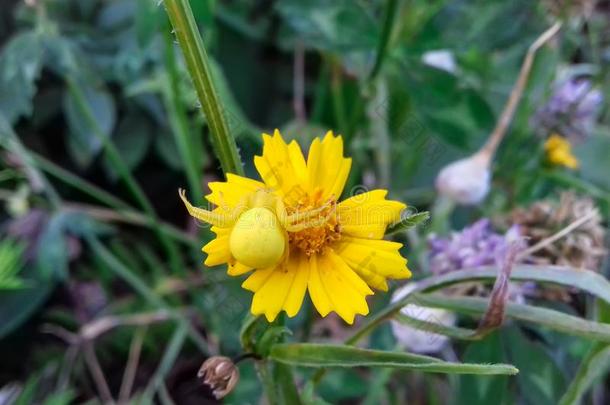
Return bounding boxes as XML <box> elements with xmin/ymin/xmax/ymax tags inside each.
<box><xmin>457</xmin><ymin>332</ymin><xmax>509</xmax><ymax>405</ymax></box>
<box><xmin>0</xmin><ymin>239</ymin><xmax>27</xmax><ymax>290</ymax></box>
<box><xmin>411</xmin><ymin>293</ymin><xmax>610</xmax><ymax>344</ymax></box>
<box><xmin>103</xmin><ymin>114</ymin><xmax>152</xmax><ymax>179</ymax></box>
<box><xmin>558</xmin><ymin>343</ymin><xmax>610</xmax><ymax>405</ymax></box>
<box><xmin>64</xmin><ymin>82</ymin><xmax>117</xmax><ymax>167</ymax></box>
<box><xmin>385</xmin><ymin>211</ymin><xmax>430</xmax><ymax>235</ymax></box>
<box><xmin>0</xmin><ymin>31</ymin><xmax>43</xmax><ymax>123</ymax></box>
<box><xmin>273</xmin><ymin>362</ymin><xmax>303</xmax><ymax>405</ymax></box>
<box><xmin>505</xmin><ymin>327</ymin><xmax>565</xmax><ymax>405</ymax></box>
<box><xmin>269</xmin><ymin>344</ymin><xmax>518</xmax><ymax>375</ymax></box>
<box><xmin>276</xmin><ymin>0</ymin><xmax>379</xmax><ymax>52</ymax></box>
<box><xmin>414</xmin><ymin>265</ymin><xmax>610</xmax><ymax>305</ymax></box>
<box><xmin>256</xmin><ymin>326</ymin><xmax>293</xmax><ymax>357</ymax></box>
<box><xmin>349</xmin><ymin>265</ymin><xmax>610</xmax><ymax>345</ymax></box>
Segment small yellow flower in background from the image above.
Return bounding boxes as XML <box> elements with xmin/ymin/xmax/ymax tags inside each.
<box><xmin>180</xmin><ymin>130</ymin><xmax>411</xmax><ymax>324</ymax></box>
<box><xmin>544</xmin><ymin>134</ymin><xmax>579</xmax><ymax>169</ymax></box>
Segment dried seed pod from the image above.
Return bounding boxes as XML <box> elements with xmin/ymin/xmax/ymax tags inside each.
<box><xmin>511</xmin><ymin>192</ymin><xmax>606</xmax><ymax>271</ymax></box>
<box><xmin>197</xmin><ymin>356</ymin><xmax>240</xmax><ymax>400</ymax></box>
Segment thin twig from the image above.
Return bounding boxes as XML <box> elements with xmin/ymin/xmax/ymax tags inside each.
<box><xmin>56</xmin><ymin>345</ymin><xmax>79</xmax><ymax>391</ymax></box>
<box><xmin>479</xmin><ymin>22</ymin><xmax>562</xmax><ymax>162</ymax></box>
<box><xmin>83</xmin><ymin>343</ymin><xmax>115</xmax><ymax>404</ymax></box>
<box><xmin>43</xmin><ymin>310</ymin><xmax>180</xmax><ymax>344</ymax></box>
<box><xmin>62</xmin><ymin>201</ymin><xmax>196</xmax><ymax>248</ymax></box>
<box><xmin>518</xmin><ymin>209</ymin><xmax>599</xmax><ymax>260</ymax></box>
<box><xmin>80</xmin><ymin>311</ymin><xmax>174</xmax><ymax>341</ymax></box>
<box><xmin>118</xmin><ymin>327</ymin><xmax>147</xmax><ymax>404</ymax></box>
<box><xmin>293</xmin><ymin>40</ymin><xmax>307</xmax><ymax>123</ymax></box>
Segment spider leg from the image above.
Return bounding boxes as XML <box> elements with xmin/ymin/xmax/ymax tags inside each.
<box><xmin>178</xmin><ymin>189</ymin><xmax>235</xmax><ymax>227</ymax></box>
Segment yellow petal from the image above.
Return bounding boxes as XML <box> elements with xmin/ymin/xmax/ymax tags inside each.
<box><xmin>338</xmin><ymin>190</ymin><xmax>405</xmax><ymax>239</ymax></box>
<box><xmin>202</xmin><ymin>227</ymin><xmax>232</xmax><ymax>266</ymax></box>
<box><xmin>316</xmin><ymin>253</ymin><xmax>370</xmax><ymax>324</ymax></box>
<box><xmin>287</xmin><ymin>140</ymin><xmax>308</xmax><ymax>183</ymax></box>
<box><xmin>307</xmin><ymin>254</ymin><xmax>332</xmax><ymax>317</ymax></box>
<box><xmin>206</xmin><ymin>173</ymin><xmax>264</xmax><ymax>207</ymax></box>
<box><xmin>334</xmin><ymin>236</ymin><xmax>411</xmax><ymax>280</ymax></box>
<box><xmin>251</xmin><ymin>263</ymin><xmax>297</xmax><ymax>321</ymax></box>
<box><xmin>227</xmin><ymin>261</ymin><xmax>253</xmax><ymax>276</ymax></box>
<box><xmin>254</xmin><ymin>130</ymin><xmax>308</xmax><ymax>204</ymax></box>
<box><xmin>283</xmin><ymin>252</ymin><xmax>310</xmax><ymax>317</ymax></box>
<box><xmin>242</xmin><ymin>267</ymin><xmax>275</xmax><ymax>292</ymax></box>
<box><xmin>326</xmin><ymin>250</ymin><xmax>373</xmax><ymax>296</ymax></box>
<box><xmin>306</xmin><ymin>131</ymin><xmax>351</xmax><ymax>200</ymax></box>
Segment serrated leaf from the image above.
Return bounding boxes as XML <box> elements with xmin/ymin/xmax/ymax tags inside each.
<box><xmin>385</xmin><ymin>211</ymin><xmax>430</xmax><ymax>235</ymax></box>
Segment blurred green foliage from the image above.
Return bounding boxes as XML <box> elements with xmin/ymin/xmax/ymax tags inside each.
<box><xmin>1</xmin><ymin>0</ymin><xmax>609</xmax><ymax>403</ymax></box>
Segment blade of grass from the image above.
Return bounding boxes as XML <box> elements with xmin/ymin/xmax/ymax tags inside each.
<box><xmin>142</xmin><ymin>323</ymin><xmax>188</xmax><ymax>402</ymax></box>
<box><xmin>85</xmin><ymin>235</ymin><xmax>208</xmax><ymax>355</ymax></box>
<box><xmin>63</xmin><ymin>202</ymin><xmax>196</xmax><ymax>248</ymax></box>
<box><xmin>558</xmin><ymin>343</ymin><xmax>610</xmax><ymax>405</ymax></box>
<box><xmin>412</xmin><ymin>293</ymin><xmax>610</xmax><ymax>344</ymax></box>
<box><xmin>368</xmin><ymin>0</ymin><xmax>400</xmax><ymax>81</ymax></box>
<box><xmin>30</xmin><ymin>150</ymin><xmax>131</xmax><ymax>211</ymax></box>
<box><xmin>66</xmin><ymin>79</ymin><xmax>183</xmax><ymax>275</ymax></box>
<box><xmin>164</xmin><ymin>0</ymin><xmax>244</xmax><ymax>176</ymax></box>
<box><xmin>348</xmin><ymin>265</ymin><xmax>610</xmax><ymax>344</ymax></box>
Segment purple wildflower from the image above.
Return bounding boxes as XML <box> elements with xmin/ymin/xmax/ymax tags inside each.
<box><xmin>534</xmin><ymin>77</ymin><xmax>603</xmax><ymax>142</ymax></box>
<box><xmin>428</xmin><ymin>219</ymin><xmax>522</xmax><ymax>275</ymax></box>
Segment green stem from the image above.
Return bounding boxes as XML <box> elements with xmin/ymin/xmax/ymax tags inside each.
<box><xmin>273</xmin><ymin>314</ymin><xmax>302</xmax><ymax>404</ymax></box>
<box><xmin>163</xmin><ymin>29</ymin><xmax>205</xmax><ymax>200</ymax></box>
<box><xmin>164</xmin><ymin>0</ymin><xmax>244</xmax><ymax>176</ymax></box>
<box><xmin>345</xmin><ymin>0</ymin><xmax>401</xmax><ymax>139</ymax></box>
<box><xmin>66</xmin><ymin>79</ymin><xmax>183</xmax><ymax>275</ymax></box>
<box><xmin>256</xmin><ymin>361</ymin><xmax>279</xmax><ymax>405</ymax></box>
<box><xmin>142</xmin><ymin>324</ymin><xmax>188</xmax><ymax>402</ymax></box>
<box><xmin>368</xmin><ymin>0</ymin><xmax>400</xmax><ymax>82</ymax></box>
<box><xmin>330</xmin><ymin>59</ymin><xmax>348</xmax><ymax>136</ymax></box>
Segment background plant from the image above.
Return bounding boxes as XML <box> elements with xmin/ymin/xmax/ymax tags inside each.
<box><xmin>1</xmin><ymin>0</ymin><xmax>609</xmax><ymax>404</ymax></box>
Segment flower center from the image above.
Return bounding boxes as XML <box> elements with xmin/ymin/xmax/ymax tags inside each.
<box><xmin>286</xmin><ymin>194</ymin><xmax>341</xmax><ymax>256</ymax></box>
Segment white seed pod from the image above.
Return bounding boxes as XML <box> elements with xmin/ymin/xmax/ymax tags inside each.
<box><xmin>390</xmin><ymin>284</ymin><xmax>456</xmax><ymax>354</ymax></box>
<box><xmin>435</xmin><ymin>153</ymin><xmax>490</xmax><ymax>205</ymax></box>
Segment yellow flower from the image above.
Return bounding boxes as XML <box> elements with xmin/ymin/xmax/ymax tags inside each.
<box><xmin>179</xmin><ymin>130</ymin><xmax>411</xmax><ymax>324</ymax></box>
<box><xmin>544</xmin><ymin>134</ymin><xmax>579</xmax><ymax>169</ymax></box>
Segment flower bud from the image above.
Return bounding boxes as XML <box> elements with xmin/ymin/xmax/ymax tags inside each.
<box><xmin>390</xmin><ymin>284</ymin><xmax>456</xmax><ymax>354</ymax></box>
<box><xmin>198</xmin><ymin>356</ymin><xmax>239</xmax><ymax>399</ymax></box>
<box><xmin>435</xmin><ymin>153</ymin><xmax>490</xmax><ymax>205</ymax></box>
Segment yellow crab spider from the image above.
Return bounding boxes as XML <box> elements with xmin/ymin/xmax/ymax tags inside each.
<box><xmin>178</xmin><ymin>188</ymin><xmax>335</xmax><ymax>269</ymax></box>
